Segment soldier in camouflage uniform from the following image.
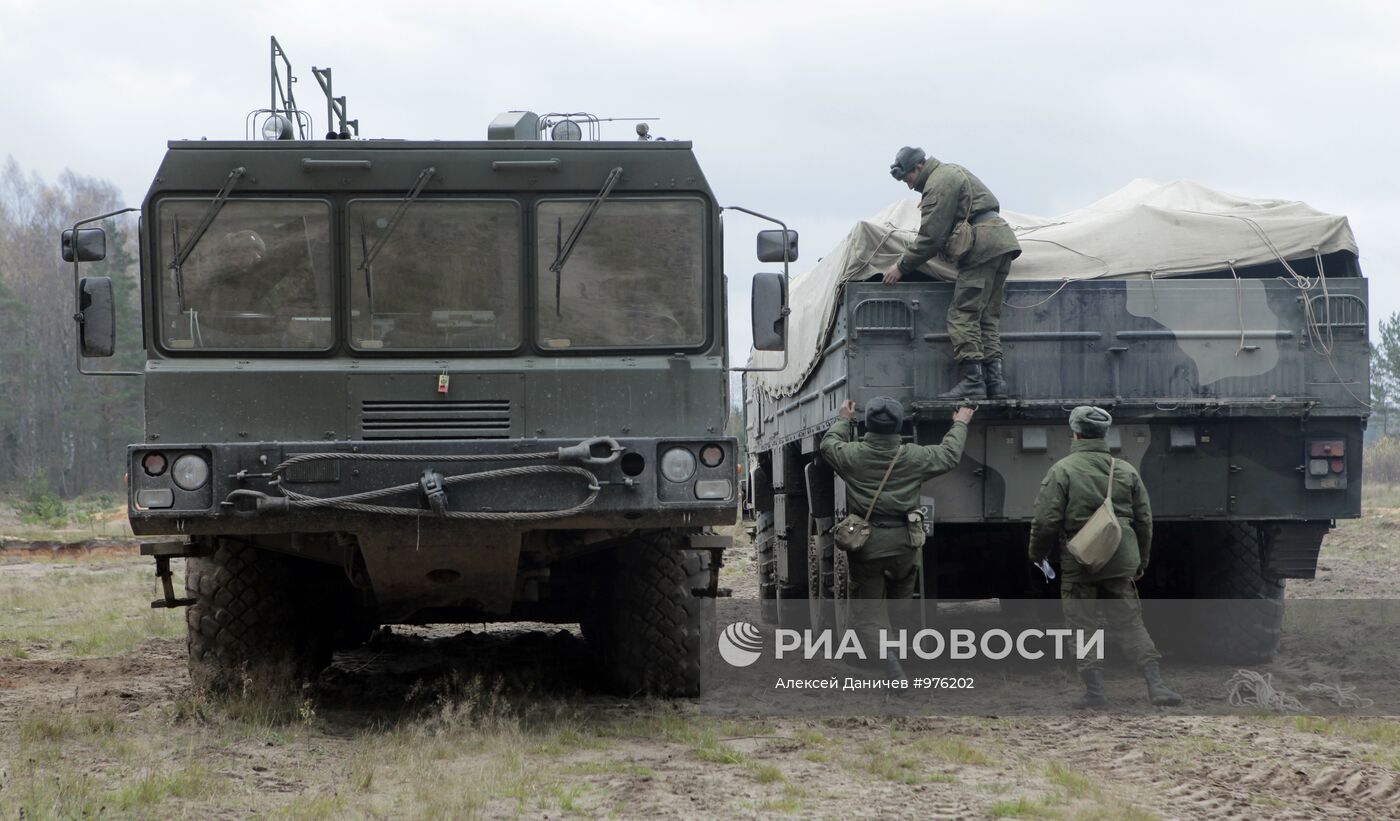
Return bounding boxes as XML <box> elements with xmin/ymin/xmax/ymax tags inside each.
<box><xmin>820</xmin><ymin>397</ymin><xmax>974</xmax><ymax>683</ymax></box>
<box><xmin>1028</xmin><ymin>406</ymin><xmax>1183</xmax><ymax>709</ymax></box>
<box><xmin>881</xmin><ymin>146</ymin><xmax>1022</xmax><ymax>400</ymax></box>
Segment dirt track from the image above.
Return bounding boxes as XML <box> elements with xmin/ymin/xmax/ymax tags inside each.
<box><xmin>1</xmin><ymin>519</ymin><xmax>1398</xmax><ymax>818</ymax></box>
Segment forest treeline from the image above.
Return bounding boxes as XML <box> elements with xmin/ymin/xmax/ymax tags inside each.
<box><xmin>0</xmin><ymin>156</ymin><xmax>141</xmax><ymax>497</ymax></box>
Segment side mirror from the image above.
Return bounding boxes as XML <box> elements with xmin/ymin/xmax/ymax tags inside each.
<box><xmin>756</xmin><ymin>229</ymin><xmax>798</xmax><ymax>264</ymax></box>
<box><xmin>78</xmin><ymin>277</ymin><xmax>116</xmax><ymax>357</ymax></box>
<box><xmin>61</xmin><ymin>228</ymin><xmax>107</xmax><ymax>263</ymax></box>
<box><xmin>751</xmin><ymin>272</ymin><xmax>786</xmax><ymax>352</ymax></box>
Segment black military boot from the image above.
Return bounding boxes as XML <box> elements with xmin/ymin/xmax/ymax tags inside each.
<box><xmin>937</xmin><ymin>361</ymin><xmax>986</xmax><ymax>400</ymax></box>
<box><xmin>1072</xmin><ymin>669</ymin><xmax>1107</xmax><ymax>709</ymax></box>
<box><xmin>984</xmin><ymin>357</ymin><xmax>1011</xmax><ymax>399</ymax></box>
<box><xmin>1142</xmin><ymin>661</ymin><xmax>1183</xmax><ymax>706</ymax></box>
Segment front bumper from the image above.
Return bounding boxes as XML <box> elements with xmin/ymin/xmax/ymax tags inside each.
<box><xmin>127</xmin><ymin>436</ymin><xmax>738</xmax><ymax>536</ymax></box>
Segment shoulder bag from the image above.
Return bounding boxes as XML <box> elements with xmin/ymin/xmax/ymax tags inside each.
<box><xmin>833</xmin><ymin>447</ymin><xmax>903</xmax><ymax>553</ymax></box>
<box><xmin>1065</xmin><ymin>457</ymin><xmax>1122</xmax><ymax>573</ymax></box>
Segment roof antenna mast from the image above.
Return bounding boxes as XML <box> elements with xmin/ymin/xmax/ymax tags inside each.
<box><xmin>247</xmin><ymin>36</ymin><xmax>312</xmax><ymax>140</ymax></box>
<box><xmin>312</xmin><ymin>65</ymin><xmax>359</xmax><ymax>140</ymax></box>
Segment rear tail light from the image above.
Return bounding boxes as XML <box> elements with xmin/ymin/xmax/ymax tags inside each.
<box><xmin>1309</xmin><ymin>440</ymin><xmax>1345</xmax><ymax>457</ymax></box>
<box><xmin>1305</xmin><ymin>439</ymin><xmax>1347</xmax><ymax>489</ymax></box>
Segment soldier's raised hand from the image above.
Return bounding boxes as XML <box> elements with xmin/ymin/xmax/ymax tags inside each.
<box><xmin>838</xmin><ymin>399</ymin><xmax>856</xmax><ymax>420</ymax></box>
<box><xmin>953</xmin><ymin>405</ymin><xmax>975</xmax><ymax>425</ymax></box>
<box><xmin>880</xmin><ymin>264</ymin><xmax>904</xmax><ymax>285</ymax></box>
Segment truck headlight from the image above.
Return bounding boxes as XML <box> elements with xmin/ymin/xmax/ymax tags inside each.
<box><xmin>660</xmin><ymin>448</ymin><xmax>697</xmax><ymax>483</ymax></box>
<box><xmin>172</xmin><ymin>454</ymin><xmax>210</xmax><ymax>490</ymax></box>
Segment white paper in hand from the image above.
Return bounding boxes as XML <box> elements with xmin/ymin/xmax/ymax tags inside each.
<box><xmin>1036</xmin><ymin>559</ymin><xmax>1056</xmax><ymax>581</ymax></box>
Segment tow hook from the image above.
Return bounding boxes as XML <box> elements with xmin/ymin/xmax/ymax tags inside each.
<box><xmin>140</xmin><ymin>541</ymin><xmax>201</xmax><ymax>608</ymax></box>
<box><xmin>558</xmin><ymin>436</ymin><xmax>624</xmax><ymax>465</ymax></box>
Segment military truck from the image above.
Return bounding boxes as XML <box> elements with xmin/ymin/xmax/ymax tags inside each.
<box><xmin>744</xmin><ymin>185</ymin><xmax>1369</xmax><ymax>659</ymax></box>
<box><xmin>64</xmin><ymin>71</ymin><xmax>797</xmax><ymax>695</ymax></box>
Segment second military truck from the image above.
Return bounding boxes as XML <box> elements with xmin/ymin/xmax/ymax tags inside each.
<box><xmin>745</xmin><ymin>184</ymin><xmax>1368</xmax><ymax>660</ymax></box>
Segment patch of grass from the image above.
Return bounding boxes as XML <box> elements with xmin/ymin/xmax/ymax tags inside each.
<box><xmin>109</xmin><ymin>762</ymin><xmax>213</xmax><ymax>811</ymax></box>
<box><xmin>991</xmin><ymin>797</ymin><xmax>1055</xmax><ymax>818</ymax></box>
<box><xmin>915</xmin><ymin>735</ymin><xmax>996</xmax><ymax>766</ymax></box>
<box><xmin>273</xmin><ymin>793</ymin><xmax>347</xmax><ymax>819</ymax></box>
<box><xmin>19</xmin><ymin>712</ymin><xmax>75</xmax><ymax>744</ymax></box>
<box><xmin>751</xmin><ymin>763</ymin><xmax>785</xmax><ymax>783</ymax></box>
<box><xmin>8</xmin><ymin>769</ymin><xmax>103</xmax><ymax>817</ymax></box>
<box><xmin>1044</xmin><ymin>760</ymin><xmax>1096</xmax><ymax>800</ymax></box>
<box><xmin>757</xmin><ymin>784</ymin><xmax>807</xmax><ymax>814</ymax></box>
<box><xmin>0</xmin><ymin>560</ymin><xmax>184</xmax><ymax>657</ymax></box>
<box><xmin>530</xmin><ymin>726</ymin><xmax>611</xmax><ymax>755</ymax></box>
<box><xmin>861</xmin><ymin>750</ymin><xmax>926</xmax><ymax>784</ymax></box>
<box><xmin>794</xmin><ymin>728</ymin><xmax>836</xmax><ymax>747</ymax></box>
<box><xmin>545</xmin><ymin>784</ymin><xmax>590</xmax><ymax>813</ymax></box>
<box><xmin>1294</xmin><ymin>716</ymin><xmax>1400</xmax><ymax>747</ymax></box>
<box><xmin>561</xmin><ymin>760</ymin><xmax>654</xmax><ymax>777</ymax></box>
<box><xmin>802</xmin><ymin>750</ymin><xmax>830</xmax><ymax>763</ymax></box>
<box><xmin>693</xmin><ymin>741</ymin><xmax>747</xmax><ymax>764</ymax></box>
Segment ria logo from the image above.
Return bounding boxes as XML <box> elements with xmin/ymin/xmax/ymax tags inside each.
<box><xmin>718</xmin><ymin>621</ymin><xmax>764</xmax><ymax>667</ymax></box>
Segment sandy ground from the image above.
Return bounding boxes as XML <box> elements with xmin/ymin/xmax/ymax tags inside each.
<box><xmin>1</xmin><ymin>514</ymin><xmax>1398</xmax><ymax>818</ymax></box>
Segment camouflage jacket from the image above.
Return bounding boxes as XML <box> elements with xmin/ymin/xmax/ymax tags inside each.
<box><xmin>898</xmin><ymin>157</ymin><xmax>1022</xmax><ymax>275</ymax></box>
<box><xmin>819</xmin><ymin>417</ymin><xmax>967</xmax><ymax>560</ymax></box>
<box><xmin>1028</xmin><ymin>438</ymin><xmax>1153</xmax><ymax>582</ymax></box>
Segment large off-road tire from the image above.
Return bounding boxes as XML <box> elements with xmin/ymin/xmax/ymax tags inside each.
<box><xmin>1190</xmin><ymin>522</ymin><xmax>1286</xmax><ymax>663</ymax></box>
<box><xmin>185</xmin><ymin>538</ymin><xmax>332</xmax><ymax>695</ymax></box>
<box><xmin>755</xmin><ymin>511</ymin><xmax>778</xmax><ymax>624</ymax></box>
<box><xmin>831</xmin><ymin>548</ymin><xmax>852</xmax><ymax>639</ymax></box>
<box><xmin>807</xmin><ymin>518</ymin><xmax>834</xmax><ymax>631</ymax></box>
<box><xmin>601</xmin><ymin>532</ymin><xmax>716</xmax><ymax>697</ymax></box>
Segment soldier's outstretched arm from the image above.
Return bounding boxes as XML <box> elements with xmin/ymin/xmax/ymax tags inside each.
<box><xmin>911</xmin><ymin>409</ymin><xmax>972</xmax><ymax>477</ymax></box>
<box><xmin>819</xmin><ymin>402</ymin><xmax>859</xmax><ymax>473</ymax></box>
<box><xmin>1028</xmin><ymin>470</ymin><xmax>1067</xmax><ymax>563</ymax></box>
<box><xmin>1130</xmin><ymin>470</ymin><xmax>1153</xmax><ymax>569</ymax></box>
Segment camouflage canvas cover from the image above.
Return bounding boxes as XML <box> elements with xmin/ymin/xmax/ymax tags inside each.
<box><xmin>749</xmin><ymin>179</ymin><xmax>1359</xmax><ymax>398</ymax></box>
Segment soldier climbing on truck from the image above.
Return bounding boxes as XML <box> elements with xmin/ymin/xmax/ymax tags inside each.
<box><xmin>746</xmin><ymin>176</ymin><xmax>1368</xmax><ymax>664</ymax></box>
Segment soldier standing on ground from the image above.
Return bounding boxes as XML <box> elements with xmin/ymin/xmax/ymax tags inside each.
<box><xmin>1028</xmin><ymin>406</ymin><xmax>1183</xmax><ymax>709</ymax></box>
<box><xmin>820</xmin><ymin>397</ymin><xmax>974</xmax><ymax>683</ymax></box>
<box><xmin>880</xmin><ymin>146</ymin><xmax>1022</xmax><ymax>401</ymax></box>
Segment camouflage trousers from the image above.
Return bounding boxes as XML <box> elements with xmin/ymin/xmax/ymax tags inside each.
<box><xmin>948</xmin><ymin>252</ymin><xmax>1015</xmax><ymax>362</ymax></box>
<box><xmin>1061</xmin><ymin>578</ymin><xmax>1162</xmax><ymax>672</ymax></box>
<box><xmin>849</xmin><ymin>551</ymin><xmax>918</xmax><ymax>660</ymax></box>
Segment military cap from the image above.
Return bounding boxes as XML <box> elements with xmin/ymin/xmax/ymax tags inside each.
<box><xmin>890</xmin><ymin>146</ymin><xmax>926</xmax><ymax>179</ymax></box>
<box><xmin>1069</xmin><ymin>405</ymin><xmax>1112</xmax><ymax>438</ymax></box>
<box><xmin>865</xmin><ymin>396</ymin><xmax>904</xmax><ymax>434</ymax></box>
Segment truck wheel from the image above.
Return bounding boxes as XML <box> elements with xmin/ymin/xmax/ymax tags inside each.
<box><xmin>1191</xmin><ymin>522</ymin><xmax>1285</xmax><ymax>662</ymax></box>
<box><xmin>755</xmin><ymin>511</ymin><xmax>778</xmax><ymax>624</ymax></box>
<box><xmin>831</xmin><ymin>547</ymin><xmax>852</xmax><ymax>639</ymax></box>
<box><xmin>603</xmin><ymin>532</ymin><xmax>715</xmax><ymax>697</ymax></box>
<box><xmin>185</xmin><ymin>538</ymin><xmax>331</xmax><ymax>695</ymax></box>
<box><xmin>807</xmin><ymin>519</ymin><xmax>833</xmax><ymax>631</ymax></box>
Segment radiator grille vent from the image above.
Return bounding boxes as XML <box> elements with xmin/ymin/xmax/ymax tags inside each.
<box><xmin>360</xmin><ymin>399</ymin><xmax>512</xmax><ymax>440</ymax></box>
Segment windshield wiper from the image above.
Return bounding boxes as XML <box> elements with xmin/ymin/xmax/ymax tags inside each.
<box><xmin>358</xmin><ymin>166</ymin><xmax>436</xmax><ymax>272</ymax></box>
<box><xmin>359</xmin><ymin>217</ymin><xmax>378</xmax><ymax>342</ymax></box>
<box><xmin>170</xmin><ymin>215</ymin><xmax>188</xmax><ymax>314</ymax></box>
<box><xmin>549</xmin><ymin>166</ymin><xmax>623</xmax><ymax>316</ymax></box>
<box><xmin>168</xmin><ymin>166</ymin><xmax>246</xmax><ymax>278</ymax></box>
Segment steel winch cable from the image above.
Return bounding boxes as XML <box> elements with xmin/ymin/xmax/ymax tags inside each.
<box><xmin>237</xmin><ymin>439</ymin><xmax>619</xmax><ymax>522</ymax></box>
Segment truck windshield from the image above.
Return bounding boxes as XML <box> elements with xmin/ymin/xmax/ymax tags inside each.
<box><xmin>535</xmin><ymin>199</ymin><xmax>705</xmax><ymax>349</ymax></box>
<box><xmin>350</xmin><ymin>200</ymin><xmax>521</xmax><ymax>350</ymax></box>
<box><xmin>156</xmin><ymin>200</ymin><xmax>333</xmax><ymax>350</ymax></box>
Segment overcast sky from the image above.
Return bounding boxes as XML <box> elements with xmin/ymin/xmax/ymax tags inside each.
<box><xmin>3</xmin><ymin>0</ymin><xmax>1397</xmax><ymax>356</ymax></box>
